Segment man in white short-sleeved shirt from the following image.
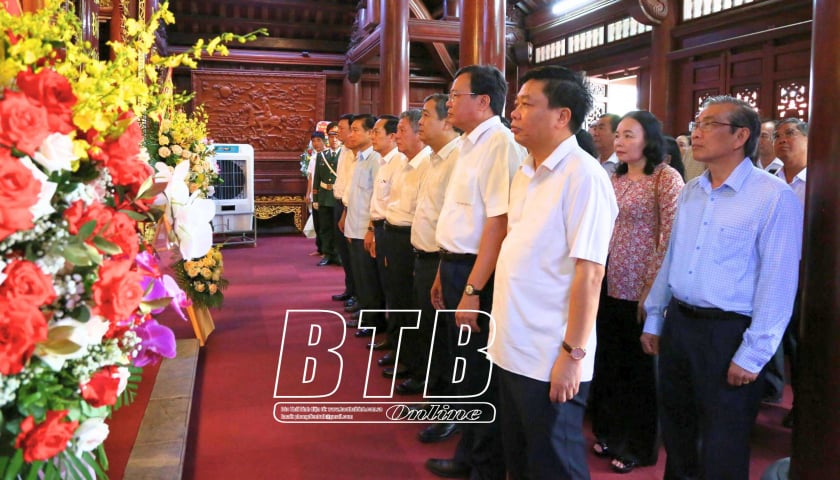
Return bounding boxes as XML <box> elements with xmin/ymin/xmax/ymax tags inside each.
<box><xmin>489</xmin><ymin>66</ymin><xmax>617</xmax><ymax>480</ymax></box>
<box><xmin>425</xmin><ymin>64</ymin><xmax>524</xmax><ymax>480</ymax></box>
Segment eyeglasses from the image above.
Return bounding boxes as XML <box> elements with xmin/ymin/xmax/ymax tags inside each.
<box><xmin>772</xmin><ymin>128</ymin><xmax>803</xmax><ymax>141</ymax></box>
<box><xmin>689</xmin><ymin>120</ymin><xmax>744</xmax><ymax>132</ymax></box>
<box><xmin>327</xmin><ymin>132</ymin><xmax>339</xmax><ymax>136</ymax></box>
<box><xmin>449</xmin><ymin>91</ymin><xmax>479</xmax><ymax>99</ymax></box>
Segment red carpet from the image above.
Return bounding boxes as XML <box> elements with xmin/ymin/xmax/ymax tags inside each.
<box><xmin>108</xmin><ymin>234</ymin><xmax>794</xmax><ymax>479</ymax></box>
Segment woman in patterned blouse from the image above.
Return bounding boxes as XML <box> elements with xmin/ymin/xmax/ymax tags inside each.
<box><xmin>590</xmin><ymin>110</ymin><xmax>684</xmax><ymax>474</ymax></box>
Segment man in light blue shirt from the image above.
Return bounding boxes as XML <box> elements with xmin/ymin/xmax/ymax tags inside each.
<box><xmin>642</xmin><ymin>96</ymin><xmax>803</xmax><ymax>480</ymax></box>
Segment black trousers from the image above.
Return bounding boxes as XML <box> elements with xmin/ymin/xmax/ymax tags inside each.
<box><xmin>498</xmin><ymin>368</ymin><xmax>591</xmax><ymax>480</ymax></box>
<box><xmin>405</xmin><ymin>253</ymin><xmax>453</xmax><ymax>391</ymax></box>
<box><xmin>317</xmin><ymin>205</ymin><xmax>337</xmax><ymax>262</ymax></box>
<box><xmin>371</xmin><ymin>222</ymin><xmax>392</xmax><ymax>339</ymax></box>
<box><xmin>382</xmin><ymin>225</ymin><xmax>416</xmax><ymax>350</ymax></box>
<box><xmin>659</xmin><ymin>299</ymin><xmax>765</xmax><ymax>480</ymax></box>
<box><xmin>333</xmin><ymin>199</ymin><xmax>354</xmax><ymax>296</ymax></box>
<box><xmin>348</xmin><ymin>238</ymin><xmax>385</xmax><ymax>328</ymax></box>
<box><xmin>439</xmin><ymin>257</ymin><xmax>504</xmax><ymax>480</ymax></box>
<box><xmin>591</xmin><ymin>295</ymin><xmax>659</xmax><ymax>465</ymax></box>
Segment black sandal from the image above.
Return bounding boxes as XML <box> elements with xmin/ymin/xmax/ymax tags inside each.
<box><xmin>592</xmin><ymin>440</ymin><xmax>612</xmax><ymax>458</ymax></box>
<box><xmin>611</xmin><ymin>456</ymin><xmax>638</xmax><ymax>474</ymax></box>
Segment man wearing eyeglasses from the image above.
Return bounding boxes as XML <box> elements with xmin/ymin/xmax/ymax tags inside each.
<box><xmin>641</xmin><ymin>96</ymin><xmax>803</xmax><ymax>480</ymax></box>
<box><xmin>757</xmin><ymin>120</ymin><xmax>785</xmax><ymax>174</ymax></box>
<box><xmin>425</xmin><ymin>64</ymin><xmax>524</xmax><ymax>480</ymax></box>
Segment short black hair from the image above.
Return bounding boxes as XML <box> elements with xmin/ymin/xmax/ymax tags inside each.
<box><xmin>519</xmin><ymin>65</ymin><xmax>594</xmax><ymax>133</ymax></box>
<box><xmin>326</xmin><ymin>121</ymin><xmax>339</xmax><ymax>132</ymax></box>
<box><xmin>424</xmin><ymin>93</ymin><xmax>449</xmax><ymax>120</ymax></box>
<box><xmin>615</xmin><ymin>110</ymin><xmax>665</xmax><ymax>177</ymax></box>
<box><xmin>377</xmin><ymin>114</ymin><xmax>399</xmax><ymax>135</ymax></box>
<box><xmin>454</xmin><ymin>64</ymin><xmax>507</xmax><ymax>116</ymax></box>
<box><xmin>352</xmin><ymin>113</ymin><xmax>377</xmax><ymax>131</ymax></box>
<box><xmin>575</xmin><ymin>129</ymin><xmax>598</xmax><ymax>157</ymax></box>
<box><xmin>339</xmin><ymin>113</ymin><xmax>355</xmax><ymax>126</ymax></box>
<box><xmin>662</xmin><ymin>135</ymin><xmax>686</xmax><ymax>180</ymax></box>
<box><xmin>701</xmin><ymin>95</ymin><xmax>760</xmax><ymax>160</ymax></box>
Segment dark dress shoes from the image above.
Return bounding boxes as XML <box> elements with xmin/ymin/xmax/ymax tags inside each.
<box><xmin>418</xmin><ymin>423</ymin><xmax>459</xmax><ymax>443</ymax></box>
<box><xmin>377</xmin><ymin>352</ymin><xmax>396</xmax><ymax>366</ymax></box>
<box><xmin>382</xmin><ymin>365</ymin><xmax>411</xmax><ymax>379</ymax></box>
<box><xmin>345</xmin><ymin>302</ymin><xmax>361</xmax><ymax>313</ymax></box>
<box><xmin>367</xmin><ymin>340</ymin><xmax>393</xmax><ymax>351</ymax></box>
<box><xmin>332</xmin><ymin>292</ymin><xmax>352</xmax><ymax>302</ymax></box>
<box><xmin>317</xmin><ymin>258</ymin><xmax>340</xmax><ymax>267</ymax></box>
<box><xmin>396</xmin><ymin>378</ymin><xmax>425</xmax><ymax>395</ymax></box>
<box><xmin>354</xmin><ymin>328</ymin><xmax>373</xmax><ymax>338</ymax></box>
<box><xmin>344</xmin><ymin>297</ymin><xmax>357</xmax><ymax>308</ymax></box>
<box><xmin>345</xmin><ymin>319</ymin><xmax>358</xmax><ymax>328</ymax></box>
<box><xmin>425</xmin><ymin>458</ymin><xmax>469</xmax><ymax>478</ymax></box>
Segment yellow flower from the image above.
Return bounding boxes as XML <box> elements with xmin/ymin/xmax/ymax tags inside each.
<box><xmin>158</xmin><ymin>146</ymin><xmax>172</xmax><ymax>158</ymax></box>
<box><xmin>201</xmin><ymin>267</ymin><xmax>212</xmax><ymax>279</ymax></box>
<box><xmin>194</xmin><ymin>282</ymin><xmax>206</xmax><ymax>293</ymax></box>
<box><xmin>170</xmin><ymin>144</ymin><xmax>183</xmax><ymax>156</ymax></box>
<box><xmin>159</xmin><ymin>135</ymin><xmax>170</xmax><ymax>146</ymax></box>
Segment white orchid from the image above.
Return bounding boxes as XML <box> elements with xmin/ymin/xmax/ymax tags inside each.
<box><xmin>19</xmin><ymin>156</ymin><xmax>57</xmax><ymax>220</ymax></box>
<box><xmin>73</xmin><ymin>418</ymin><xmax>110</xmax><ymax>453</ymax></box>
<box><xmin>34</xmin><ymin>316</ymin><xmax>110</xmax><ymax>371</ymax></box>
<box><xmin>155</xmin><ymin>161</ymin><xmax>215</xmax><ymax>259</ymax></box>
<box><xmin>33</xmin><ymin>132</ymin><xmax>78</xmax><ymax>173</ymax></box>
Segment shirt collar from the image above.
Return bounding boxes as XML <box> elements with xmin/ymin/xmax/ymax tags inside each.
<box><xmin>698</xmin><ymin>157</ymin><xmax>753</xmax><ymax>193</ymax></box>
<box><xmin>357</xmin><ymin>146</ymin><xmax>374</xmax><ymax>161</ymax></box>
<box><xmin>464</xmin><ymin>116</ymin><xmax>502</xmax><ymax>146</ymax></box>
<box><xmin>604</xmin><ymin>151</ymin><xmax>619</xmax><ymax>164</ymax></box>
<box><xmin>382</xmin><ymin>147</ymin><xmax>400</xmax><ymax>164</ymax></box>
<box><xmin>432</xmin><ymin>137</ymin><xmax>461</xmax><ymax>164</ymax></box>
<box><xmin>408</xmin><ymin>145</ymin><xmax>432</xmax><ymax>169</ymax></box>
<box><xmin>521</xmin><ymin>134</ymin><xmax>578</xmax><ymax>176</ymax></box>
<box><xmin>776</xmin><ymin>166</ymin><xmax>807</xmax><ymax>184</ymax></box>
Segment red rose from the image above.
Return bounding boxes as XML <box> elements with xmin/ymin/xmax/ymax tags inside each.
<box><xmin>0</xmin><ymin>151</ymin><xmax>39</xmax><ymax>241</ymax></box>
<box><xmin>63</xmin><ymin>201</ymin><xmax>139</xmax><ymax>263</ymax></box>
<box><xmin>0</xmin><ymin>300</ymin><xmax>48</xmax><ymax>375</ymax></box>
<box><xmin>101</xmin><ymin>116</ymin><xmax>142</xmax><ymax>165</ymax></box>
<box><xmin>101</xmin><ymin>209</ymin><xmax>140</xmax><ymax>263</ymax></box>
<box><xmin>16</xmin><ymin>69</ymin><xmax>76</xmax><ymax>134</ymax></box>
<box><xmin>0</xmin><ymin>259</ymin><xmax>56</xmax><ymax>306</ymax></box>
<box><xmin>0</xmin><ymin>89</ymin><xmax>50</xmax><ymax>156</ymax></box>
<box><xmin>15</xmin><ymin>410</ymin><xmax>79</xmax><ymax>463</ymax></box>
<box><xmin>92</xmin><ymin>260</ymin><xmax>144</xmax><ymax>323</ymax></box>
<box><xmin>80</xmin><ymin>366</ymin><xmax>121</xmax><ymax>407</ymax></box>
<box><xmin>107</xmin><ymin>154</ymin><xmax>152</xmax><ymax>196</ymax></box>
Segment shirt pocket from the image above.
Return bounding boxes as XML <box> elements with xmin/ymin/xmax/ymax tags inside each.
<box><xmin>449</xmin><ymin>170</ymin><xmax>476</xmax><ymax>206</ymax></box>
<box><xmin>376</xmin><ymin>180</ymin><xmax>392</xmax><ymax>200</ymax></box>
<box><xmin>712</xmin><ymin>224</ymin><xmax>753</xmax><ymax>272</ymax></box>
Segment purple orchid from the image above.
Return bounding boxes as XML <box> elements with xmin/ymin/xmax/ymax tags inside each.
<box><xmin>132</xmin><ymin>319</ymin><xmax>177</xmax><ymax>367</ymax></box>
<box><xmin>137</xmin><ymin>251</ymin><xmax>191</xmax><ymax>320</ymax></box>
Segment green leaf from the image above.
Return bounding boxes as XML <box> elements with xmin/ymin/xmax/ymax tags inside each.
<box><xmin>77</xmin><ymin>220</ymin><xmax>97</xmax><ymax>241</ymax></box>
<box><xmin>119</xmin><ymin>209</ymin><xmax>149</xmax><ymax>221</ymax></box>
<box><xmin>134</xmin><ymin>175</ymin><xmax>154</xmax><ymax>199</ymax></box>
<box><xmin>92</xmin><ymin>236</ymin><xmax>123</xmax><ymax>255</ymax></box>
<box><xmin>63</xmin><ymin>243</ymin><xmax>94</xmax><ymax>267</ymax></box>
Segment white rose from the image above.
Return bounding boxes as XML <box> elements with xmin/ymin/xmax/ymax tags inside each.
<box><xmin>74</xmin><ymin>418</ymin><xmax>110</xmax><ymax>452</ymax></box>
<box><xmin>116</xmin><ymin>366</ymin><xmax>131</xmax><ymax>395</ymax></box>
<box><xmin>33</xmin><ymin>132</ymin><xmax>77</xmax><ymax>173</ymax></box>
<box><xmin>170</xmin><ymin>144</ymin><xmax>183</xmax><ymax>156</ymax></box>
<box><xmin>19</xmin><ymin>156</ymin><xmax>57</xmax><ymax>220</ymax></box>
<box><xmin>158</xmin><ymin>146</ymin><xmax>172</xmax><ymax>158</ymax></box>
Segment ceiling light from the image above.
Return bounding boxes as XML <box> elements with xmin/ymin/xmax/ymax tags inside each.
<box><xmin>551</xmin><ymin>0</ymin><xmax>591</xmax><ymax>16</ymax></box>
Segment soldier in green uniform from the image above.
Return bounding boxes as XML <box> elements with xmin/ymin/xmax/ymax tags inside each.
<box><xmin>311</xmin><ymin>130</ymin><xmax>341</xmax><ymax>266</ymax></box>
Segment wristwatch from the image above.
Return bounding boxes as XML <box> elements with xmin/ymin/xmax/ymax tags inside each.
<box><xmin>562</xmin><ymin>341</ymin><xmax>586</xmax><ymax>360</ymax></box>
<box><xmin>464</xmin><ymin>284</ymin><xmax>482</xmax><ymax>296</ymax></box>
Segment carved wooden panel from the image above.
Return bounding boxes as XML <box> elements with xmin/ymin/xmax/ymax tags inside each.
<box><xmin>192</xmin><ymin>70</ymin><xmax>326</xmax><ymax>159</ymax></box>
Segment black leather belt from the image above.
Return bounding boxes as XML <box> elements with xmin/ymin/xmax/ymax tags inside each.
<box><xmin>371</xmin><ymin>219</ymin><xmax>385</xmax><ymax>227</ymax></box>
<box><xmin>673</xmin><ymin>299</ymin><xmax>750</xmax><ymax>321</ymax></box>
<box><xmin>439</xmin><ymin>248</ymin><xmax>477</xmax><ymax>263</ymax></box>
<box><xmin>413</xmin><ymin>248</ymin><xmax>438</xmax><ymax>259</ymax></box>
<box><xmin>385</xmin><ymin>221</ymin><xmax>411</xmax><ymax>233</ymax></box>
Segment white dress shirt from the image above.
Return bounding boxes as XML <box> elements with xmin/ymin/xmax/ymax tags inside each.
<box><xmin>344</xmin><ymin>146</ymin><xmax>380</xmax><ymax>239</ymax></box>
<box><xmin>332</xmin><ymin>147</ymin><xmax>355</xmax><ymax>201</ymax></box>
<box><xmin>369</xmin><ymin>148</ymin><xmax>406</xmax><ymax>221</ymax></box>
<box><xmin>776</xmin><ymin>166</ymin><xmax>807</xmax><ymax>205</ymax></box>
<box><xmin>435</xmin><ymin>116</ymin><xmax>525</xmax><ymax>254</ymax></box>
<box><xmin>488</xmin><ymin>135</ymin><xmax>617</xmax><ymax>383</ymax></box>
<box><xmin>385</xmin><ymin>146</ymin><xmax>432</xmax><ymax>227</ymax></box>
<box><xmin>411</xmin><ymin>138</ymin><xmax>460</xmax><ymax>252</ymax></box>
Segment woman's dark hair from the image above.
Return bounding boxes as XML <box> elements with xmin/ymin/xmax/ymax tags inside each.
<box><xmin>575</xmin><ymin>129</ymin><xmax>598</xmax><ymax>158</ymax></box>
<box><xmin>615</xmin><ymin>110</ymin><xmax>664</xmax><ymax>176</ymax></box>
<box><xmin>662</xmin><ymin>136</ymin><xmax>686</xmax><ymax>180</ymax></box>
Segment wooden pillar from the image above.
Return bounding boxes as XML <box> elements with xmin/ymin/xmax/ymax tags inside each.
<box><xmin>648</xmin><ymin>5</ymin><xmax>675</xmax><ymax>131</ymax></box>
<box><xmin>459</xmin><ymin>0</ymin><xmax>506</xmax><ymax>72</ymax></box>
<box><xmin>77</xmin><ymin>0</ymin><xmax>100</xmax><ymax>53</ymax></box>
<box><xmin>790</xmin><ymin>1</ymin><xmax>840</xmax><ymax>477</ymax></box>
<box><xmin>380</xmin><ymin>0</ymin><xmax>409</xmax><ymax>115</ymax></box>
<box><xmin>341</xmin><ymin>75</ymin><xmax>360</xmax><ymax>115</ymax></box>
<box><xmin>109</xmin><ymin>0</ymin><xmax>124</xmax><ymax>59</ymax></box>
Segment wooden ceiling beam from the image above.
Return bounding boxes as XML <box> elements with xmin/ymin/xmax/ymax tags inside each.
<box><xmin>168</xmin><ymin>46</ymin><xmax>346</xmax><ymax>67</ymax></box>
<box><xmin>346</xmin><ymin>25</ymin><xmax>382</xmax><ymax>64</ymax></box>
<box><xmin>172</xmin><ymin>0</ymin><xmax>357</xmax><ymax>17</ymax></box>
<box><xmin>166</xmin><ymin>14</ymin><xmax>353</xmax><ymax>36</ymax></box>
<box><xmin>408</xmin><ymin>0</ymin><xmax>456</xmax><ymax>79</ymax></box>
<box><xmin>408</xmin><ymin>18</ymin><xmax>460</xmax><ymax>43</ymax></box>
<box><xmin>166</xmin><ymin>32</ymin><xmax>348</xmax><ymax>52</ymax></box>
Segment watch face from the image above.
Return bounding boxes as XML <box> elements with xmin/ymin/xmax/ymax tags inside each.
<box><xmin>571</xmin><ymin>348</ymin><xmax>586</xmax><ymax>360</ymax></box>
<box><xmin>465</xmin><ymin>285</ymin><xmax>474</xmax><ymax>295</ymax></box>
